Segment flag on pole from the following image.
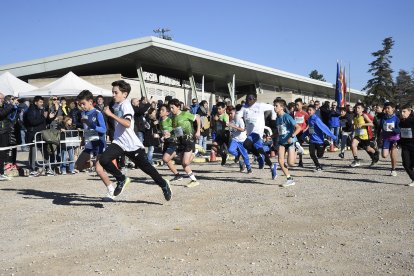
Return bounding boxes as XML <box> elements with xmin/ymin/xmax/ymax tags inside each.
<box><xmin>342</xmin><ymin>67</ymin><xmax>347</xmax><ymax>106</ymax></box>
<box><xmin>335</xmin><ymin>62</ymin><xmax>346</xmax><ymax>107</ymax></box>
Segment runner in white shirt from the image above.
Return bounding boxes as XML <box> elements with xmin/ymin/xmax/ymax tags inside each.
<box><xmin>226</xmin><ymin>106</ymin><xmax>252</xmax><ymax>173</ymax></box>
<box><xmin>95</xmin><ymin>80</ymin><xmax>171</xmax><ymax>201</ymax></box>
<box><xmin>242</xmin><ymin>93</ymin><xmax>278</xmax><ymax>180</ymax></box>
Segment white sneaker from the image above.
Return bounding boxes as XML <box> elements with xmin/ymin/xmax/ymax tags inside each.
<box><xmin>350</xmin><ymin>160</ymin><xmax>360</xmax><ymax>167</ymax></box>
<box><xmin>0</xmin><ymin>174</ymin><xmax>11</xmax><ymax>181</ymax></box>
<box><xmin>295</xmin><ymin>142</ymin><xmax>304</xmax><ymax>155</ymax></box>
<box><xmin>390</xmin><ymin>170</ymin><xmax>397</xmax><ymax>177</ymax></box>
<box><xmin>406</xmin><ymin>182</ymin><xmax>414</xmax><ymax>187</ymax></box>
<box><xmin>280</xmin><ymin>178</ymin><xmax>295</xmax><ymax>187</ymax></box>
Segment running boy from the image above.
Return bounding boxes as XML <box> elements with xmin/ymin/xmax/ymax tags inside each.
<box><xmin>226</xmin><ymin>105</ymin><xmax>252</xmax><ymax>173</ymax></box>
<box><xmin>96</xmin><ymin>80</ymin><xmax>171</xmax><ymax>201</ymax></box>
<box><xmin>338</xmin><ymin>107</ymin><xmax>353</xmax><ymax>159</ymax></box>
<box><xmin>274</xmin><ymin>98</ymin><xmax>302</xmax><ymax>187</ymax></box>
<box><xmin>350</xmin><ymin>103</ymin><xmax>379</xmax><ymax>167</ymax></box>
<box><xmin>292</xmin><ymin>98</ymin><xmax>308</xmax><ymax>167</ymax></box>
<box><xmin>75</xmin><ymin>90</ymin><xmax>107</xmax><ymax>172</ymax></box>
<box><xmin>378</xmin><ymin>102</ymin><xmax>400</xmax><ymax>176</ymax></box>
<box><xmin>399</xmin><ymin>104</ymin><xmax>414</xmax><ymax>186</ymax></box>
<box><xmin>169</xmin><ymin>98</ymin><xmax>201</xmax><ymax>188</ymax></box>
<box><xmin>302</xmin><ymin>105</ymin><xmax>337</xmax><ymax>171</ymax></box>
<box><xmin>211</xmin><ymin>102</ymin><xmax>230</xmax><ymax>166</ymax></box>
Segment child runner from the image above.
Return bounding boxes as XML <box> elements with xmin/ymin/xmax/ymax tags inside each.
<box><xmin>159</xmin><ymin>104</ymin><xmax>182</xmax><ymax>182</ymax></box>
<box><xmin>242</xmin><ymin>93</ymin><xmax>277</xmax><ymax>179</ymax></box>
<box><xmin>226</xmin><ymin>106</ymin><xmax>253</xmax><ymax>174</ymax></box>
<box><xmin>302</xmin><ymin>105</ymin><xmax>337</xmax><ymax>171</ymax></box>
<box><xmin>96</xmin><ymin>80</ymin><xmax>172</xmax><ymax>201</ymax></box>
<box><xmin>211</xmin><ymin>102</ymin><xmax>230</xmax><ymax>166</ymax></box>
<box><xmin>75</xmin><ymin>90</ymin><xmax>107</xmax><ymax>173</ymax></box>
<box><xmin>378</xmin><ymin>102</ymin><xmax>400</xmax><ymax>176</ymax></box>
<box><xmin>169</xmin><ymin>98</ymin><xmax>201</xmax><ymax>188</ymax></box>
<box><xmin>274</xmin><ymin>98</ymin><xmax>302</xmax><ymax>186</ymax></box>
<box><xmin>350</xmin><ymin>103</ymin><xmax>379</xmax><ymax>167</ymax></box>
<box><xmin>292</xmin><ymin>98</ymin><xmax>308</xmax><ymax>167</ymax></box>
<box><xmin>399</xmin><ymin>104</ymin><xmax>414</xmax><ymax>186</ymax></box>
<box><xmin>338</xmin><ymin>107</ymin><xmax>353</xmax><ymax>159</ymax></box>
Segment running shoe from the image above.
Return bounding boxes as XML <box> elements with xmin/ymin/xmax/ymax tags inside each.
<box><xmin>186</xmin><ymin>180</ymin><xmax>200</xmax><ymax>188</ymax></box>
<box><xmin>314</xmin><ymin>166</ymin><xmax>323</xmax><ymax>172</ymax></box>
<box><xmin>170</xmin><ymin>174</ymin><xmax>183</xmax><ymax>182</ymax></box>
<box><xmin>162</xmin><ymin>179</ymin><xmax>172</xmax><ymax>201</ymax></box>
<box><xmin>298</xmin><ymin>161</ymin><xmax>304</xmax><ymax>168</ymax></box>
<box><xmin>239</xmin><ymin>160</ymin><xmax>245</xmax><ymax>172</ymax></box>
<box><xmin>390</xmin><ymin>170</ymin><xmax>397</xmax><ymax>177</ymax></box>
<box><xmin>280</xmin><ymin>177</ymin><xmax>295</xmax><ymax>187</ymax></box>
<box><xmin>114</xmin><ymin>176</ymin><xmax>131</xmax><ymax>196</ymax></box>
<box><xmin>271</xmin><ymin>163</ymin><xmax>278</xmax><ymax>180</ymax></box>
<box><xmin>350</xmin><ymin>160</ymin><xmax>360</xmax><ymax>167</ymax></box>
<box><xmin>338</xmin><ymin>152</ymin><xmax>345</xmax><ymax>159</ymax></box>
<box><xmin>247</xmin><ymin>168</ymin><xmax>253</xmax><ymax>174</ymax></box>
<box><xmin>258</xmin><ymin>154</ymin><xmax>265</xmax><ymax>169</ymax></box>
<box><xmin>0</xmin><ymin>174</ymin><xmax>11</xmax><ymax>181</ymax></box>
<box><xmin>406</xmin><ymin>182</ymin><xmax>414</xmax><ymax>187</ymax></box>
<box><xmin>61</xmin><ymin>171</ymin><xmax>67</xmax><ymax>175</ymax></box>
<box><xmin>295</xmin><ymin>142</ymin><xmax>304</xmax><ymax>155</ymax></box>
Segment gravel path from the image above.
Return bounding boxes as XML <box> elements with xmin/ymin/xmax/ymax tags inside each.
<box><xmin>1</xmin><ymin>151</ymin><xmax>413</xmax><ymax>275</ymax></box>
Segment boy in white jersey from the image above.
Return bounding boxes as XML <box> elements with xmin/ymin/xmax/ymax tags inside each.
<box><xmin>95</xmin><ymin>80</ymin><xmax>171</xmax><ymax>201</ymax></box>
<box><xmin>242</xmin><ymin>93</ymin><xmax>278</xmax><ymax>180</ymax></box>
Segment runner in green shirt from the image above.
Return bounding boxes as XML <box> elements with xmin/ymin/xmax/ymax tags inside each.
<box><xmin>169</xmin><ymin>99</ymin><xmax>201</xmax><ymax>188</ymax></box>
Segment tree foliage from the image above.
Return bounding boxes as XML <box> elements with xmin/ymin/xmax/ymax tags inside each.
<box><xmin>395</xmin><ymin>69</ymin><xmax>414</xmax><ymax>106</ymax></box>
<box><xmin>363</xmin><ymin>37</ymin><xmax>395</xmax><ymax>105</ymax></box>
<box><xmin>309</xmin><ymin>70</ymin><xmax>326</xmax><ymax>81</ymax></box>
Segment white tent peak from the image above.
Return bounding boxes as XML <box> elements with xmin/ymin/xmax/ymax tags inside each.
<box><xmin>0</xmin><ymin>71</ymin><xmax>38</xmax><ymax>97</ymax></box>
<box><xmin>19</xmin><ymin>71</ymin><xmax>112</xmax><ymax>98</ymax></box>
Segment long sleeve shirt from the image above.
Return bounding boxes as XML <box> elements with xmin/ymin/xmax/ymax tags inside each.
<box><xmin>302</xmin><ymin>114</ymin><xmax>337</xmax><ymax>144</ymax></box>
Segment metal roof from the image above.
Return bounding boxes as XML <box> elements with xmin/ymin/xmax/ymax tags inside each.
<box><xmin>0</xmin><ymin>36</ymin><xmax>364</xmax><ymax>98</ymax></box>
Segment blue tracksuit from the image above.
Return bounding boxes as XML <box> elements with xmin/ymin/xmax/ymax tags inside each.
<box><xmin>302</xmin><ymin>114</ymin><xmax>337</xmax><ymax>144</ymax></box>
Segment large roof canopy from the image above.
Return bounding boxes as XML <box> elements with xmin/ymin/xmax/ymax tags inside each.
<box><xmin>0</xmin><ymin>71</ymin><xmax>37</xmax><ymax>97</ymax></box>
<box><xmin>0</xmin><ymin>36</ymin><xmax>364</xmax><ymax>100</ymax></box>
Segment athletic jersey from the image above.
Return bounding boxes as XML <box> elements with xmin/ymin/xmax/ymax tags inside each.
<box><xmin>172</xmin><ymin>111</ymin><xmax>196</xmax><ymax>137</ymax></box>
<box><xmin>302</xmin><ymin>114</ymin><xmax>336</xmax><ymax>144</ymax></box>
<box><xmin>229</xmin><ymin>117</ymin><xmax>247</xmax><ymax>142</ymax></box>
<box><xmin>160</xmin><ymin>117</ymin><xmax>173</xmax><ymax>132</ymax></box>
<box><xmin>243</xmin><ymin>102</ymin><xmax>273</xmax><ymax>137</ymax></box>
<box><xmin>215</xmin><ymin>113</ymin><xmax>229</xmax><ymax>135</ymax></box>
<box><xmin>276</xmin><ymin>112</ymin><xmax>297</xmax><ymax>145</ymax></box>
<box><xmin>293</xmin><ymin>110</ymin><xmax>309</xmax><ymax>132</ymax></box>
<box><xmin>399</xmin><ymin>112</ymin><xmax>414</xmax><ymax>147</ymax></box>
<box><xmin>353</xmin><ymin>114</ymin><xmax>368</xmax><ymax>140</ymax></box>
<box><xmin>380</xmin><ymin>114</ymin><xmax>400</xmax><ymax>141</ymax></box>
<box><xmin>81</xmin><ymin>108</ymin><xmax>106</xmax><ymax>150</ymax></box>
<box><xmin>112</xmin><ymin>99</ymin><xmax>143</xmax><ymax>151</ymax></box>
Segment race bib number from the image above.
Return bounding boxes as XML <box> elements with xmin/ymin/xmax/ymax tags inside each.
<box><xmin>355</xmin><ymin>128</ymin><xmax>365</xmax><ymax>136</ymax></box>
<box><xmin>401</xmin><ymin>128</ymin><xmax>413</xmax><ymax>138</ymax></box>
<box><xmin>277</xmin><ymin>124</ymin><xmax>288</xmax><ymax>136</ymax></box>
<box><xmin>309</xmin><ymin>126</ymin><xmax>315</xmax><ymax>135</ymax></box>
<box><xmin>295</xmin><ymin>116</ymin><xmax>304</xmax><ymax>124</ymax></box>
<box><xmin>383</xmin><ymin>122</ymin><xmax>395</xmax><ymax>132</ymax></box>
<box><xmin>84</xmin><ymin>129</ymin><xmax>99</xmax><ymax>142</ymax></box>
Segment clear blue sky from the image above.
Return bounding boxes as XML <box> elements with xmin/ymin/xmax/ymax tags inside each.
<box><xmin>1</xmin><ymin>0</ymin><xmax>413</xmax><ymax>91</ymax></box>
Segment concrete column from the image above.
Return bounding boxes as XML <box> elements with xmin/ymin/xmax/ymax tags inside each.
<box><xmin>136</xmin><ymin>66</ymin><xmax>148</xmax><ymax>99</ymax></box>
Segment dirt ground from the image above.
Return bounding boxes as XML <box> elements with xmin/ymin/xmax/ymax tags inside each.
<box><xmin>1</xmin><ymin>150</ymin><xmax>414</xmax><ymax>275</ymax></box>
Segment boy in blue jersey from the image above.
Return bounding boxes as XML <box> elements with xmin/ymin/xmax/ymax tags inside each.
<box><xmin>75</xmin><ymin>90</ymin><xmax>107</xmax><ymax>173</ymax></box>
<box><xmin>378</xmin><ymin>102</ymin><xmax>400</xmax><ymax>176</ymax></box>
<box><xmin>274</xmin><ymin>98</ymin><xmax>302</xmax><ymax>187</ymax></box>
<box><xmin>302</xmin><ymin>105</ymin><xmax>337</xmax><ymax>172</ymax></box>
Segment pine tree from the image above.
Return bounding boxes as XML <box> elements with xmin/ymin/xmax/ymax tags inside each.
<box><xmin>363</xmin><ymin>37</ymin><xmax>395</xmax><ymax>105</ymax></box>
<box><xmin>395</xmin><ymin>69</ymin><xmax>414</xmax><ymax>106</ymax></box>
<box><xmin>309</xmin><ymin>70</ymin><xmax>326</xmax><ymax>81</ymax></box>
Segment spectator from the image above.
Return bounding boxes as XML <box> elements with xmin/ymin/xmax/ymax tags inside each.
<box><xmin>143</xmin><ymin>107</ymin><xmax>161</xmax><ymax>165</ymax></box>
<box><xmin>132</xmin><ymin>97</ymin><xmax>150</xmax><ymax>143</ymax></box>
<box><xmin>17</xmin><ymin>99</ymin><xmax>29</xmax><ymax>151</ymax></box>
<box><xmin>0</xmin><ymin>92</ymin><xmax>18</xmax><ymax>180</ymax></box>
<box><xmin>59</xmin><ymin>116</ymin><xmax>76</xmax><ymax>174</ymax></box>
<box><xmin>328</xmin><ymin>101</ymin><xmax>341</xmax><ymax>146</ymax></box>
<box><xmin>48</xmin><ymin>96</ymin><xmax>63</xmax><ymax>130</ymax></box>
<box><xmin>69</xmin><ymin>100</ymin><xmax>82</xmax><ymax>129</ymax></box>
<box><xmin>60</xmin><ymin>97</ymin><xmax>69</xmax><ymax>116</ymax></box>
<box><xmin>23</xmin><ymin>96</ymin><xmax>48</xmax><ymax>176</ymax></box>
<box><xmin>320</xmin><ymin>101</ymin><xmax>331</xmax><ymax>125</ymax></box>
<box><xmin>197</xmin><ymin>100</ymin><xmax>210</xmax><ymax>154</ymax></box>
<box><xmin>3</xmin><ymin>95</ymin><xmax>19</xmax><ymax>171</ymax></box>
<box><xmin>190</xmin><ymin>98</ymin><xmax>199</xmax><ymax>114</ymax></box>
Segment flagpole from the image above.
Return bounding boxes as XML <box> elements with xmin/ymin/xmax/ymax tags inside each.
<box><xmin>348</xmin><ymin>63</ymin><xmax>351</xmax><ymax>104</ymax></box>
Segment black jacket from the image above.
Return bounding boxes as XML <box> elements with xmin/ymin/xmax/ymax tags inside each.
<box><xmin>133</xmin><ymin>103</ymin><xmax>151</xmax><ymax>133</ymax></box>
<box><xmin>24</xmin><ymin>104</ymin><xmax>47</xmax><ymax>142</ymax></box>
<box><xmin>0</xmin><ymin>103</ymin><xmax>15</xmax><ymax>134</ymax></box>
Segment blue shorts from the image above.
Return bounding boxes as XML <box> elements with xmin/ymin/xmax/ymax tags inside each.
<box><xmin>382</xmin><ymin>140</ymin><xmax>398</xmax><ymax>150</ymax></box>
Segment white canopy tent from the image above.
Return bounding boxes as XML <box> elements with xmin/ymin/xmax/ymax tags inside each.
<box><xmin>19</xmin><ymin>71</ymin><xmax>112</xmax><ymax>98</ymax></box>
<box><xmin>0</xmin><ymin>71</ymin><xmax>38</xmax><ymax>97</ymax></box>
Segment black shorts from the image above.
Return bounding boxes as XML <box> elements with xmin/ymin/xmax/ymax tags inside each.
<box><xmin>354</xmin><ymin>136</ymin><xmax>370</xmax><ymax>149</ymax></box>
<box><xmin>163</xmin><ymin>141</ymin><xmax>177</xmax><ymax>156</ymax></box>
<box><xmin>177</xmin><ymin>137</ymin><xmax>195</xmax><ymax>153</ymax></box>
